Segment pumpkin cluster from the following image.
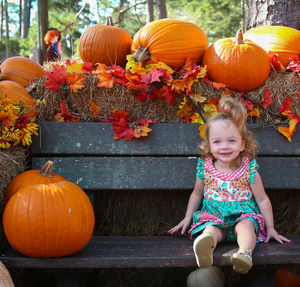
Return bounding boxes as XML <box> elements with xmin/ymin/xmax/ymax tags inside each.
<box><xmin>3</xmin><ymin>161</ymin><xmax>95</xmax><ymax>258</ymax></box>
<box><xmin>79</xmin><ymin>18</ymin><xmax>299</xmax><ymax>92</ymax></box>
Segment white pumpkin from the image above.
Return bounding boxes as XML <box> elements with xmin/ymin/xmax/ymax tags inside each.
<box><xmin>187</xmin><ymin>266</ymin><xmax>225</xmax><ymax>287</ymax></box>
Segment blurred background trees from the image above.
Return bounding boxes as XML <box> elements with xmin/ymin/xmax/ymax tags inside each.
<box><xmin>0</xmin><ymin>0</ymin><xmax>299</xmax><ymax>64</ymax></box>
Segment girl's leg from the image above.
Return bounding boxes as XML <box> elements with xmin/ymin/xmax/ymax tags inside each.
<box><xmin>231</xmin><ymin>219</ymin><xmax>256</xmax><ymax>274</ymax></box>
<box><xmin>193</xmin><ymin>226</ymin><xmax>226</xmax><ymax>268</ymax></box>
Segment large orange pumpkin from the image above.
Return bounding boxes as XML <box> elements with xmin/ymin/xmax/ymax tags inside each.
<box><xmin>202</xmin><ymin>29</ymin><xmax>270</xmax><ymax>91</ymax></box>
<box><xmin>3</xmin><ymin>180</ymin><xmax>95</xmax><ymax>258</ymax></box>
<box><xmin>276</xmin><ymin>268</ymin><xmax>300</xmax><ymax>287</ymax></box>
<box><xmin>0</xmin><ymin>56</ymin><xmax>45</xmax><ymax>88</ymax></box>
<box><xmin>79</xmin><ymin>16</ymin><xmax>132</xmax><ymax>67</ymax></box>
<box><xmin>244</xmin><ymin>25</ymin><xmax>300</xmax><ymax>68</ymax></box>
<box><xmin>0</xmin><ymin>80</ymin><xmax>37</xmax><ymax>118</ymax></box>
<box><xmin>5</xmin><ymin>161</ymin><xmax>65</xmax><ymax>204</ymax></box>
<box><xmin>131</xmin><ymin>18</ymin><xmax>208</xmax><ymax>68</ymax></box>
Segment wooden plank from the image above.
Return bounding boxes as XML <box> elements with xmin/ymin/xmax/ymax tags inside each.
<box><xmin>31</xmin><ymin>122</ymin><xmax>300</xmax><ymax>156</ymax></box>
<box><xmin>1</xmin><ymin>235</ymin><xmax>299</xmax><ymax>269</ymax></box>
<box><xmin>32</xmin><ymin>156</ymin><xmax>300</xmax><ymax>190</ymax></box>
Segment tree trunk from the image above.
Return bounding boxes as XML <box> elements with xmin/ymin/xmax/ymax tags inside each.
<box><xmin>156</xmin><ymin>0</ymin><xmax>167</xmax><ymax>19</ymax></box>
<box><xmin>4</xmin><ymin>0</ymin><xmax>10</xmax><ymax>58</ymax></box>
<box><xmin>0</xmin><ymin>0</ymin><xmax>4</xmax><ymax>41</ymax></box>
<box><xmin>246</xmin><ymin>0</ymin><xmax>300</xmax><ymax>30</ymax></box>
<box><xmin>38</xmin><ymin>0</ymin><xmax>48</xmax><ymax>64</ymax></box>
<box><xmin>147</xmin><ymin>0</ymin><xmax>154</xmax><ymax>23</ymax></box>
<box><xmin>20</xmin><ymin>0</ymin><xmax>31</xmax><ymax>38</ymax></box>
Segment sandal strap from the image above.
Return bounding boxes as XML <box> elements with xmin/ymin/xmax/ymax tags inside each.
<box><xmin>236</xmin><ymin>250</ymin><xmax>253</xmax><ymax>262</ymax></box>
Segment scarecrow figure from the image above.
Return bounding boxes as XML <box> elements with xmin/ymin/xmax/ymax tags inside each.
<box><xmin>44</xmin><ymin>28</ymin><xmax>62</xmax><ymax>62</ymax></box>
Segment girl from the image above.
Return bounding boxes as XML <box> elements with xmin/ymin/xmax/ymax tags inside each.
<box><xmin>168</xmin><ymin>95</ymin><xmax>290</xmax><ymax>274</ymax></box>
<box><xmin>44</xmin><ymin>28</ymin><xmax>62</xmax><ymax>62</ymax></box>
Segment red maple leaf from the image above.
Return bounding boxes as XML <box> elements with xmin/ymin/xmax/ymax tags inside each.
<box><xmin>286</xmin><ymin>58</ymin><xmax>300</xmax><ymax>74</ymax></box>
<box><xmin>82</xmin><ymin>62</ymin><xmax>93</xmax><ymax>73</ymax></box>
<box><xmin>141</xmin><ymin>68</ymin><xmax>171</xmax><ymax>86</ymax></box>
<box><xmin>161</xmin><ymin>85</ymin><xmax>178</xmax><ymax>105</ymax></box>
<box><xmin>111</xmin><ymin>64</ymin><xmax>128</xmax><ymax>86</ymax></box>
<box><xmin>241</xmin><ymin>96</ymin><xmax>254</xmax><ymax>111</ymax></box>
<box><xmin>44</xmin><ymin>68</ymin><xmax>67</xmax><ymax>91</ymax></box>
<box><xmin>261</xmin><ymin>89</ymin><xmax>272</xmax><ymax>109</ymax></box>
<box><xmin>268</xmin><ymin>52</ymin><xmax>285</xmax><ymax>71</ymax></box>
<box><xmin>278</xmin><ymin>97</ymin><xmax>292</xmax><ymax>113</ymax></box>
<box><xmin>54</xmin><ymin>100</ymin><xmax>80</xmax><ymax>122</ymax></box>
<box><xmin>111</xmin><ymin>117</ymin><xmax>134</xmax><ymax>141</ymax></box>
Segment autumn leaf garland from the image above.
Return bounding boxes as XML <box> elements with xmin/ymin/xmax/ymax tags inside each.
<box><xmin>42</xmin><ymin>56</ymin><xmax>299</xmax><ymax>142</ymax></box>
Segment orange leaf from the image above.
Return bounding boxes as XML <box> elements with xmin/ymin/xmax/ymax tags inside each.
<box><xmin>132</xmin><ymin>62</ymin><xmax>147</xmax><ymax>75</ymax></box>
<box><xmin>92</xmin><ymin>63</ymin><xmax>108</xmax><ymax>74</ymax></box>
<box><xmin>199</xmin><ymin>124</ymin><xmax>206</xmax><ymax>140</ymax></box>
<box><xmin>248</xmin><ymin>107</ymin><xmax>260</xmax><ymax>117</ymax></box>
<box><xmin>212</xmin><ymin>82</ymin><xmax>227</xmax><ymax>90</ymax></box>
<box><xmin>53</xmin><ymin>112</ymin><xmax>65</xmax><ymax>122</ymax></box>
<box><xmin>97</xmin><ymin>71</ymin><xmax>114</xmax><ymax>88</ymax></box>
<box><xmin>88</xmin><ymin>100</ymin><xmax>101</xmax><ymax>119</ymax></box>
<box><xmin>171</xmin><ymin>79</ymin><xmax>186</xmax><ymax>92</ymax></box>
<box><xmin>278</xmin><ymin>126</ymin><xmax>292</xmax><ymax>142</ymax></box>
<box><xmin>66</xmin><ymin>72</ymin><xmax>86</xmax><ymax>92</ymax></box>
<box><xmin>134</xmin><ymin>124</ymin><xmax>152</xmax><ymax>138</ymax></box>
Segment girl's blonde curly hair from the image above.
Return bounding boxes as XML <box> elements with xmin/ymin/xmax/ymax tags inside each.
<box><xmin>199</xmin><ymin>95</ymin><xmax>258</xmax><ymax>166</ymax></box>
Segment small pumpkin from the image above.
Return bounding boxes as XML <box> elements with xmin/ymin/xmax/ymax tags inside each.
<box><xmin>5</xmin><ymin>160</ymin><xmax>65</xmax><ymax>204</ymax></box>
<box><xmin>276</xmin><ymin>268</ymin><xmax>300</xmax><ymax>287</ymax></box>
<box><xmin>3</xmin><ymin>180</ymin><xmax>95</xmax><ymax>258</ymax></box>
<box><xmin>131</xmin><ymin>18</ymin><xmax>208</xmax><ymax>68</ymax></box>
<box><xmin>244</xmin><ymin>25</ymin><xmax>300</xmax><ymax>68</ymax></box>
<box><xmin>79</xmin><ymin>16</ymin><xmax>132</xmax><ymax>67</ymax></box>
<box><xmin>202</xmin><ymin>29</ymin><xmax>270</xmax><ymax>91</ymax></box>
<box><xmin>0</xmin><ymin>56</ymin><xmax>45</xmax><ymax>88</ymax></box>
<box><xmin>0</xmin><ymin>80</ymin><xmax>37</xmax><ymax>118</ymax></box>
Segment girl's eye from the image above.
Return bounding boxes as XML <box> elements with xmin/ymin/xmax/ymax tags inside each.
<box><xmin>213</xmin><ymin>140</ymin><xmax>220</xmax><ymax>144</ymax></box>
<box><xmin>229</xmin><ymin>139</ymin><xmax>236</xmax><ymax>143</ymax></box>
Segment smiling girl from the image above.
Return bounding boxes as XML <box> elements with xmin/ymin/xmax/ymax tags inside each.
<box><xmin>168</xmin><ymin>94</ymin><xmax>290</xmax><ymax>274</ymax></box>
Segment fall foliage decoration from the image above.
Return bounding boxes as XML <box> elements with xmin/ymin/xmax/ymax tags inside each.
<box><xmin>79</xmin><ymin>16</ymin><xmax>132</xmax><ymax>67</ymax></box>
<box><xmin>244</xmin><ymin>25</ymin><xmax>300</xmax><ymax>68</ymax></box>
<box><xmin>0</xmin><ymin>56</ymin><xmax>45</xmax><ymax>88</ymax></box>
<box><xmin>131</xmin><ymin>18</ymin><xmax>208</xmax><ymax>68</ymax></box>
<box><xmin>202</xmin><ymin>29</ymin><xmax>271</xmax><ymax>92</ymax></box>
<box><xmin>3</xmin><ymin>180</ymin><xmax>95</xmax><ymax>258</ymax></box>
<box><xmin>0</xmin><ymin>83</ymin><xmax>38</xmax><ymax>149</ymax></box>
<box><xmin>0</xmin><ymin>80</ymin><xmax>37</xmax><ymax>119</ymax></box>
<box><xmin>5</xmin><ymin>160</ymin><xmax>65</xmax><ymax>204</ymax></box>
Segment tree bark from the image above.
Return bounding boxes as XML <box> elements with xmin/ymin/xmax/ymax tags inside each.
<box><xmin>4</xmin><ymin>0</ymin><xmax>10</xmax><ymax>58</ymax></box>
<box><xmin>20</xmin><ymin>0</ymin><xmax>31</xmax><ymax>38</ymax></box>
<box><xmin>147</xmin><ymin>0</ymin><xmax>154</xmax><ymax>23</ymax></box>
<box><xmin>0</xmin><ymin>0</ymin><xmax>4</xmax><ymax>41</ymax></box>
<box><xmin>156</xmin><ymin>0</ymin><xmax>167</xmax><ymax>19</ymax></box>
<box><xmin>246</xmin><ymin>0</ymin><xmax>300</xmax><ymax>30</ymax></box>
<box><xmin>38</xmin><ymin>0</ymin><xmax>48</xmax><ymax>63</ymax></box>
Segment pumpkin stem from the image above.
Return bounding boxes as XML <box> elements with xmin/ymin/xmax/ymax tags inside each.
<box><xmin>132</xmin><ymin>44</ymin><xmax>151</xmax><ymax>63</ymax></box>
<box><xmin>234</xmin><ymin>29</ymin><xmax>244</xmax><ymax>45</ymax></box>
<box><xmin>106</xmin><ymin>16</ymin><xmax>114</xmax><ymax>26</ymax></box>
<box><xmin>39</xmin><ymin>160</ymin><xmax>54</xmax><ymax>177</ymax></box>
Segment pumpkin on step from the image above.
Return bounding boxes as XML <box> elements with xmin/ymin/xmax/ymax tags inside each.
<box><xmin>5</xmin><ymin>161</ymin><xmax>65</xmax><ymax>204</ymax></box>
<box><xmin>3</xmin><ymin>180</ymin><xmax>95</xmax><ymax>258</ymax></box>
<box><xmin>202</xmin><ymin>29</ymin><xmax>270</xmax><ymax>91</ymax></box>
<box><xmin>0</xmin><ymin>56</ymin><xmax>44</xmax><ymax>88</ymax></box>
<box><xmin>79</xmin><ymin>16</ymin><xmax>132</xmax><ymax>67</ymax></box>
<box><xmin>276</xmin><ymin>268</ymin><xmax>300</xmax><ymax>287</ymax></box>
<box><xmin>131</xmin><ymin>18</ymin><xmax>208</xmax><ymax>68</ymax></box>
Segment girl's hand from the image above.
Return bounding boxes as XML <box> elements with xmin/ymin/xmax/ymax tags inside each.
<box><xmin>168</xmin><ymin>218</ymin><xmax>191</xmax><ymax>235</ymax></box>
<box><xmin>264</xmin><ymin>227</ymin><xmax>291</xmax><ymax>244</ymax></box>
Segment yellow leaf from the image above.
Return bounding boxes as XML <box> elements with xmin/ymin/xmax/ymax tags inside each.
<box><xmin>289</xmin><ymin>118</ymin><xmax>298</xmax><ymax>133</ymax></box>
<box><xmin>189</xmin><ymin>92</ymin><xmax>206</xmax><ymax>104</ymax></box>
<box><xmin>66</xmin><ymin>60</ymin><xmax>84</xmax><ymax>74</ymax></box>
<box><xmin>125</xmin><ymin>54</ymin><xmax>138</xmax><ymax>72</ymax></box>
<box><xmin>191</xmin><ymin>113</ymin><xmax>204</xmax><ymax>124</ymax></box>
<box><xmin>203</xmin><ymin>103</ymin><xmax>218</xmax><ymax>118</ymax></box>
<box><xmin>248</xmin><ymin>107</ymin><xmax>260</xmax><ymax>117</ymax></box>
<box><xmin>134</xmin><ymin>124</ymin><xmax>152</xmax><ymax>138</ymax></box>
<box><xmin>145</xmin><ymin>62</ymin><xmax>174</xmax><ymax>74</ymax></box>
<box><xmin>197</xmin><ymin>65</ymin><xmax>207</xmax><ymax>79</ymax></box>
<box><xmin>199</xmin><ymin>124</ymin><xmax>206</xmax><ymax>140</ymax></box>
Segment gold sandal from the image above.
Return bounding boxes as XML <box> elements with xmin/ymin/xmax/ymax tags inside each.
<box><xmin>231</xmin><ymin>249</ymin><xmax>253</xmax><ymax>274</ymax></box>
<box><xmin>193</xmin><ymin>232</ymin><xmax>215</xmax><ymax>268</ymax></box>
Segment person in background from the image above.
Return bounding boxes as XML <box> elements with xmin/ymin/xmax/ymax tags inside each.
<box><xmin>44</xmin><ymin>28</ymin><xmax>62</xmax><ymax>62</ymax></box>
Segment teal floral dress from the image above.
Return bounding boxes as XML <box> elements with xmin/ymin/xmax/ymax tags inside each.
<box><xmin>189</xmin><ymin>157</ymin><xmax>267</xmax><ymax>242</ymax></box>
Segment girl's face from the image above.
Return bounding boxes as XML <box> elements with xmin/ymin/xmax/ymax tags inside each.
<box><xmin>208</xmin><ymin>119</ymin><xmax>245</xmax><ymax>166</ymax></box>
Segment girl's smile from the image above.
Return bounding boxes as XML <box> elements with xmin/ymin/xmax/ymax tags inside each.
<box><xmin>208</xmin><ymin>119</ymin><xmax>245</xmax><ymax>170</ymax></box>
